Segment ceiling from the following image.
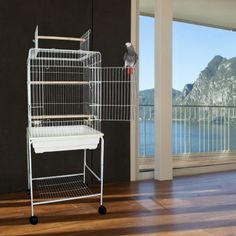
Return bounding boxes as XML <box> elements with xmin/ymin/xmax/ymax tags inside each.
<box><xmin>140</xmin><ymin>0</ymin><xmax>236</xmax><ymax>31</ymax></box>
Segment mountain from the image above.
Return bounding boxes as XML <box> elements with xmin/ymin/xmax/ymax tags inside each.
<box><xmin>176</xmin><ymin>55</ymin><xmax>236</xmax><ymax>105</ymax></box>
<box><xmin>139</xmin><ymin>88</ymin><xmax>181</xmax><ymax>118</ymax></box>
<box><xmin>139</xmin><ymin>88</ymin><xmax>181</xmax><ymax>106</ymax></box>
<box><xmin>140</xmin><ymin>55</ymin><xmax>236</xmax><ymax>107</ymax></box>
<box><xmin>139</xmin><ymin>89</ymin><xmax>154</xmax><ymax>105</ymax></box>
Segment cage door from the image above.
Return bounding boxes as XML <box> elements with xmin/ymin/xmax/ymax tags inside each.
<box><xmin>90</xmin><ymin>67</ymin><xmax>136</xmax><ymax>121</ymax></box>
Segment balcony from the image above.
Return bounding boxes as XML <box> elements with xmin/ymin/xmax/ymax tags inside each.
<box><xmin>139</xmin><ymin>105</ymin><xmax>236</xmax><ymax>158</ymax></box>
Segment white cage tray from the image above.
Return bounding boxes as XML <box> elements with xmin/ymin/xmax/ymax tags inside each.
<box><xmin>28</xmin><ymin>125</ymin><xmax>103</xmax><ymax>153</ymax></box>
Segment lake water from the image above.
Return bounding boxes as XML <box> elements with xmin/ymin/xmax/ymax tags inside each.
<box><xmin>139</xmin><ymin>120</ymin><xmax>236</xmax><ymax>156</ymax></box>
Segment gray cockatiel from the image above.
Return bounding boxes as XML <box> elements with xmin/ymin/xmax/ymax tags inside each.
<box><xmin>123</xmin><ymin>42</ymin><xmax>138</xmax><ymax>75</ymax></box>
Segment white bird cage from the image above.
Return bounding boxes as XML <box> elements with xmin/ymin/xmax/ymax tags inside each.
<box><xmin>26</xmin><ymin>27</ymin><xmax>136</xmax><ymax>224</ymax></box>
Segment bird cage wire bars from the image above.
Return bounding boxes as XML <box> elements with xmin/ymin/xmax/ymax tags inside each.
<box><xmin>27</xmin><ymin>48</ymin><xmax>102</xmax><ymax>139</ymax></box>
<box><xmin>99</xmin><ymin>67</ymin><xmax>136</xmax><ymax>121</ymax></box>
<box><xmin>26</xmin><ymin>26</ymin><xmax>136</xmax><ymax>225</ymax></box>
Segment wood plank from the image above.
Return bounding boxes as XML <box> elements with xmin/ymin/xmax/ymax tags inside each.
<box><xmin>38</xmin><ymin>35</ymin><xmax>86</xmax><ymax>42</ymax></box>
<box><xmin>31</xmin><ymin>114</ymin><xmax>92</xmax><ymax>120</ymax></box>
<box><xmin>1</xmin><ymin>171</ymin><xmax>236</xmax><ymax>235</ymax></box>
<box><xmin>30</xmin><ymin>81</ymin><xmax>89</xmax><ymax>85</ymax></box>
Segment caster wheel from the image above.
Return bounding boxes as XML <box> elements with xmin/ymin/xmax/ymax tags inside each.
<box><xmin>26</xmin><ymin>189</ymin><xmax>30</xmax><ymax>195</ymax></box>
<box><xmin>98</xmin><ymin>205</ymin><xmax>107</xmax><ymax>215</ymax></box>
<box><xmin>29</xmin><ymin>216</ymin><xmax>38</xmax><ymax>225</ymax></box>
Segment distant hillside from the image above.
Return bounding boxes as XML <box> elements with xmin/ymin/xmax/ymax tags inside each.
<box><xmin>139</xmin><ymin>88</ymin><xmax>181</xmax><ymax>106</ymax></box>
<box><xmin>139</xmin><ymin>55</ymin><xmax>236</xmax><ymax>118</ymax></box>
<box><xmin>139</xmin><ymin>88</ymin><xmax>181</xmax><ymax>118</ymax></box>
<box><xmin>175</xmin><ymin>55</ymin><xmax>236</xmax><ymax>105</ymax></box>
<box><xmin>140</xmin><ymin>55</ymin><xmax>236</xmax><ymax>108</ymax></box>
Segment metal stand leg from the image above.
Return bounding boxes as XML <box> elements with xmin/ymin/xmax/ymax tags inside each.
<box><xmin>28</xmin><ymin>139</ymin><xmax>39</xmax><ymax>225</ymax></box>
<box><xmin>28</xmin><ymin>140</ymin><xmax>34</xmax><ymax>216</ymax></box>
<box><xmin>98</xmin><ymin>137</ymin><xmax>106</xmax><ymax>215</ymax></box>
<box><xmin>26</xmin><ymin>133</ymin><xmax>30</xmax><ymax>191</ymax></box>
<box><xmin>83</xmin><ymin>149</ymin><xmax>86</xmax><ymax>183</ymax></box>
<box><xmin>100</xmin><ymin>137</ymin><xmax>104</xmax><ymax>206</ymax></box>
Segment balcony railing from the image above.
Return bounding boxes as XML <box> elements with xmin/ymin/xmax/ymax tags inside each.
<box><xmin>139</xmin><ymin>105</ymin><xmax>236</xmax><ymax>157</ymax></box>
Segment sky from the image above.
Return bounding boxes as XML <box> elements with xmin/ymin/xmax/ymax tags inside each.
<box><xmin>139</xmin><ymin>15</ymin><xmax>236</xmax><ymax>91</ymax></box>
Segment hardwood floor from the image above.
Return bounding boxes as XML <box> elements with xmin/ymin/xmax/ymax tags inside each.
<box><xmin>1</xmin><ymin>171</ymin><xmax>236</xmax><ymax>235</ymax></box>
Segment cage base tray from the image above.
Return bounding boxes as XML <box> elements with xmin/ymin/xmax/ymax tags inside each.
<box><xmin>28</xmin><ymin>125</ymin><xmax>103</xmax><ymax>153</ymax></box>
